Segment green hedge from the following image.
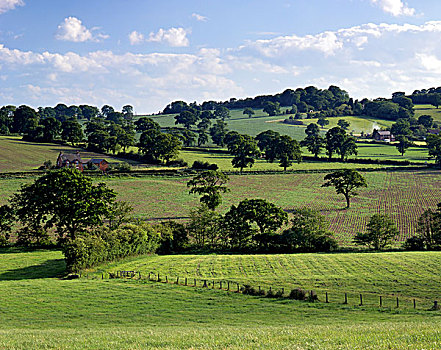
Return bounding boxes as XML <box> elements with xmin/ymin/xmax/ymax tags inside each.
<box><xmin>63</xmin><ymin>222</ymin><xmax>161</xmax><ymax>272</ymax></box>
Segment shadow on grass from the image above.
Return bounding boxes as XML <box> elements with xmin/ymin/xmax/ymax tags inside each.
<box><xmin>0</xmin><ymin>259</ymin><xmax>66</xmax><ymax>280</ymax></box>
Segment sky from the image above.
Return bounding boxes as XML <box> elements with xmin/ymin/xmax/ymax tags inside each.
<box><xmin>1</xmin><ymin>0</ymin><xmax>441</xmax><ymax>113</ymax></box>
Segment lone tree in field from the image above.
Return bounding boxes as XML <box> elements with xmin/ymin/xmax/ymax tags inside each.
<box><xmin>226</xmin><ymin>132</ymin><xmax>261</xmax><ymax>172</ymax></box>
<box><xmin>300</xmin><ymin>123</ymin><xmax>325</xmax><ymax>158</ymax></box>
<box><xmin>243</xmin><ymin>107</ymin><xmax>255</xmax><ymax>118</ymax></box>
<box><xmin>11</xmin><ymin>168</ymin><xmax>118</xmax><ymax>244</ymax></box>
<box><xmin>353</xmin><ymin>214</ymin><xmax>399</xmax><ymax>250</ymax></box>
<box><xmin>187</xmin><ymin>170</ymin><xmax>230</xmax><ymax>210</ymax></box>
<box><xmin>322</xmin><ymin>169</ymin><xmax>367</xmax><ymax>209</ymax></box>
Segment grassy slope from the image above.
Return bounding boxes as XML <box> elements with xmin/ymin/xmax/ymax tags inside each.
<box><xmin>0</xmin><ymin>136</ymin><xmax>143</xmax><ymax>173</ymax></box>
<box><xmin>1</xmin><ymin>249</ymin><xmax>441</xmax><ymax>349</ymax></box>
<box><xmin>99</xmin><ymin>251</ymin><xmax>441</xmax><ymax>307</ymax></box>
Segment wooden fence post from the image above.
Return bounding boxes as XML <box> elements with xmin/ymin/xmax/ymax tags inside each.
<box><xmin>413</xmin><ymin>299</ymin><xmax>416</xmax><ymax>309</ymax></box>
<box><xmin>212</xmin><ymin>280</ymin><xmax>215</xmax><ymax>289</ymax></box>
<box><xmin>344</xmin><ymin>293</ymin><xmax>348</xmax><ymax>304</ymax></box>
<box><xmin>203</xmin><ymin>280</ymin><xmax>207</xmax><ymax>288</ymax></box>
<box><xmin>281</xmin><ymin>288</ymin><xmax>284</xmax><ymax>295</ymax></box>
<box><xmin>185</xmin><ymin>277</ymin><xmax>187</xmax><ymax>286</ymax></box>
<box><xmin>166</xmin><ymin>276</ymin><xmax>168</xmax><ymax>283</ymax></box>
<box><xmin>380</xmin><ymin>296</ymin><xmax>382</xmax><ymax>307</ymax></box>
<box><xmin>359</xmin><ymin>294</ymin><xmax>363</xmax><ymax>306</ymax></box>
<box><xmin>326</xmin><ymin>292</ymin><xmax>328</xmax><ymax>303</ymax></box>
<box><xmin>176</xmin><ymin>277</ymin><xmax>179</xmax><ymax>285</ymax></box>
<box><xmin>237</xmin><ymin>283</ymin><xmax>240</xmax><ymax>292</ymax></box>
<box><xmin>220</xmin><ymin>281</ymin><xmax>222</xmax><ymax>289</ymax></box>
<box><xmin>396</xmin><ymin>297</ymin><xmax>399</xmax><ymax>308</ymax></box>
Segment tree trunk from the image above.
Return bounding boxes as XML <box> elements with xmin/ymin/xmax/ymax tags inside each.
<box><xmin>345</xmin><ymin>195</ymin><xmax>350</xmax><ymax>209</ymax></box>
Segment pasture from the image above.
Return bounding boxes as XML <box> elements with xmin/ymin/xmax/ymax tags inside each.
<box><xmin>1</xmin><ymin>248</ymin><xmax>441</xmax><ymax>349</ymax></box>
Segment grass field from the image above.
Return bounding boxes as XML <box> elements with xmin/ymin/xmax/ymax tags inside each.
<box><xmin>414</xmin><ymin>104</ymin><xmax>441</xmax><ymax>123</ymax></box>
<box><xmin>1</xmin><ymin>249</ymin><xmax>441</xmax><ymax>349</ymax></box>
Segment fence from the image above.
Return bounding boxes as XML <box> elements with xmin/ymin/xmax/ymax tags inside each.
<box><xmin>88</xmin><ymin>270</ymin><xmax>441</xmax><ymax>312</ymax></box>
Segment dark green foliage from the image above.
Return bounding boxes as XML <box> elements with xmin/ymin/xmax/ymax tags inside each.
<box><xmin>427</xmin><ymin>134</ymin><xmax>441</xmax><ymax>168</ymax></box>
<box><xmin>243</xmin><ymin>108</ymin><xmax>255</xmax><ymax>118</ymax></box>
<box><xmin>301</xmin><ymin>123</ymin><xmax>325</xmax><ymax>158</ymax></box>
<box><xmin>289</xmin><ymin>288</ymin><xmax>307</xmax><ymax>300</ymax></box>
<box><xmin>322</xmin><ymin>169</ymin><xmax>367</xmax><ymax>208</ymax></box>
<box><xmin>395</xmin><ymin>135</ymin><xmax>412</xmax><ymax>156</ymax></box>
<box><xmin>0</xmin><ymin>205</ymin><xmax>14</xmax><ymax>246</ymax></box>
<box><xmin>405</xmin><ymin>204</ymin><xmax>441</xmax><ymax>250</ymax></box>
<box><xmin>280</xmin><ymin>208</ymin><xmax>338</xmax><ymax>252</ymax></box>
<box><xmin>418</xmin><ymin>115</ymin><xmax>433</xmax><ymax>128</ymax></box>
<box><xmin>337</xmin><ymin>119</ymin><xmax>350</xmax><ymax>130</ymax></box>
<box><xmin>262</xmin><ymin>101</ymin><xmax>281</xmax><ymax>116</ymax></box>
<box><xmin>209</xmin><ymin>119</ymin><xmax>228</xmax><ymax>146</ymax></box>
<box><xmin>187</xmin><ymin>170</ymin><xmax>229</xmax><ymax>210</ymax></box>
<box><xmin>135</xmin><ymin>117</ymin><xmax>160</xmax><ymax>133</ymax></box>
<box><xmin>175</xmin><ymin>110</ymin><xmax>199</xmax><ymax>129</ymax></box>
<box><xmin>63</xmin><ymin>222</ymin><xmax>161</xmax><ymax>272</ymax></box>
<box><xmin>61</xmin><ymin>118</ymin><xmax>84</xmax><ymax>146</ymax></box>
<box><xmin>12</xmin><ymin>168</ymin><xmax>117</xmax><ymax>243</ymax></box>
<box><xmin>353</xmin><ymin>214</ymin><xmax>399</xmax><ymax>250</ymax></box>
<box><xmin>307</xmin><ymin>290</ymin><xmax>319</xmax><ymax>302</ymax></box>
<box><xmin>191</xmin><ymin>160</ymin><xmax>218</xmax><ymax>170</ymax></box>
<box><xmin>138</xmin><ymin>129</ymin><xmax>182</xmax><ymax>163</ymax></box>
<box><xmin>325</xmin><ymin>127</ymin><xmax>357</xmax><ymax>161</ymax></box>
<box><xmin>186</xmin><ymin>204</ymin><xmax>223</xmax><ymax>248</ymax></box>
<box><xmin>157</xmin><ymin>221</ymin><xmax>188</xmax><ymax>254</ymax></box>
<box><xmin>226</xmin><ymin>132</ymin><xmax>261</xmax><ymax>171</ymax></box>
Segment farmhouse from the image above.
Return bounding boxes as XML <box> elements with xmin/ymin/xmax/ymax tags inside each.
<box><xmin>56</xmin><ymin>152</ymin><xmax>84</xmax><ymax>172</ymax></box>
<box><xmin>87</xmin><ymin>159</ymin><xmax>109</xmax><ymax>172</ymax></box>
<box><xmin>372</xmin><ymin>129</ymin><xmax>395</xmax><ymax>142</ymax></box>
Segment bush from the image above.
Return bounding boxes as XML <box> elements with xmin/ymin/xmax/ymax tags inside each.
<box><xmin>63</xmin><ymin>222</ymin><xmax>162</xmax><ymax>272</ymax></box>
<box><xmin>307</xmin><ymin>290</ymin><xmax>319</xmax><ymax>302</ymax></box>
<box><xmin>116</xmin><ymin>162</ymin><xmax>132</xmax><ymax>171</ymax></box>
<box><xmin>191</xmin><ymin>160</ymin><xmax>218</xmax><ymax>170</ymax></box>
<box><xmin>166</xmin><ymin>158</ymin><xmax>188</xmax><ymax>167</ymax></box>
<box><xmin>403</xmin><ymin>236</ymin><xmax>426</xmax><ymax>250</ymax></box>
<box><xmin>289</xmin><ymin>288</ymin><xmax>307</xmax><ymax>300</ymax></box>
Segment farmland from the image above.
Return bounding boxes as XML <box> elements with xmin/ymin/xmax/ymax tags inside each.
<box><xmin>1</xmin><ymin>169</ymin><xmax>439</xmax><ymax>246</ymax></box>
<box><xmin>1</xmin><ymin>248</ymin><xmax>441</xmax><ymax>349</ymax></box>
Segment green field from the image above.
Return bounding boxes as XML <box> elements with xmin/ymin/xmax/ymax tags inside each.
<box><xmin>414</xmin><ymin>104</ymin><xmax>441</xmax><ymax>123</ymax></box>
<box><xmin>1</xmin><ymin>248</ymin><xmax>441</xmax><ymax>349</ymax></box>
<box><xmin>1</xmin><ymin>170</ymin><xmax>440</xmax><ymax>246</ymax></box>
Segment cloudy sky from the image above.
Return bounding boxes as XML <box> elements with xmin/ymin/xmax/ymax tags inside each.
<box><xmin>1</xmin><ymin>0</ymin><xmax>441</xmax><ymax>113</ymax></box>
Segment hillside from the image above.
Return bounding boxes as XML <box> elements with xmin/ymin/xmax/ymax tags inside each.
<box><xmin>1</xmin><ymin>248</ymin><xmax>441</xmax><ymax>349</ymax></box>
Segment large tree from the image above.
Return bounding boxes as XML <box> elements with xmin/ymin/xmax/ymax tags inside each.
<box><xmin>275</xmin><ymin>135</ymin><xmax>302</xmax><ymax>171</ymax></box>
<box><xmin>301</xmin><ymin>123</ymin><xmax>324</xmax><ymax>158</ymax></box>
<box><xmin>12</xmin><ymin>168</ymin><xmax>117</xmax><ymax>243</ymax></box>
<box><xmin>138</xmin><ymin>129</ymin><xmax>182</xmax><ymax>163</ymax></box>
<box><xmin>61</xmin><ymin>118</ymin><xmax>84</xmax><ymax>146</ymax></box>
<box><xmin>175</xmin><ymin>110</ymin><xmax>199</xmax><ymax>129</ymax></box>
<box><xmin>322</xmin><ymin>169</ymin><xmax>367</xmax><ymax>208</ymax></box>
<box><xmin>187</xmin><ymin>170</ymin><xmax>229</xmax><ymax>210</ymax></box>
<box><xmin>226</xmin><ymin>133</ymin><xmax>261</xmax><ymax>172</ymax></box>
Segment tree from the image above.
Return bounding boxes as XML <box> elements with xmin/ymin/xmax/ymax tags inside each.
<box><xmin>12</xmin><ymin>105</ymin><xmax>39</xmax><ymax>134</ymax></box>
<box><xmin>325</xmin><ymin>127</ymin><xmax>345</xmax><ymax>160</ymax></box>
<box><xmin>223</xmin><ymin>199</ymin><xmax>287</xmax><ymax>249</ymax></box>
<box><xmin>175</xmin><ymin>110</ymin><xmax>199</xmax><ymax>129</ymax></box>
<box><xmin>187</xmin><ymin>204</ymin><xmax>223</xmax><ymax>248</ymax></box>
<box><xmin>322</xmin><ymin>169</ymin><xmax>367</xmax><ymax>208</ymax></box>
<box><xmin>418</xmin><ymin>115</ymin><xmax>433</xmax><ymax>128</ymax></box>
<box><xmin>135</xmin><ymin>117</ymin><xmax>160</xmax><ymax>133</ymax></box>
<box><xmin>62</xmin><ymin>118</ymin><xmax>84</xmax><ymax>146</ymax></box>
<box><xmin>138</xmin><ymin>129</ymin><xmax>182</xmax><ymax>163</ymax></box>
<box><xmin>122</xmin><ymin>105</ymin><xmax>134</xmax><ymax>120</ymax></box>
<box><xmin>395</xmin><ymin>135</ymin><xmax>411</xmax><ymax>156</ymax></box>
<box><xmin>280</xmin><ymin>208</ymin><xmax>338</xmax><ymax>252</ymax></box>
<box><xmin>262</xmin><ymin>101</ymin><xmax>281</xmax><ymax>116</ymax></box>
<box><xmin>79</xmin><ymin>105</ymin><xmax>99</xmax><ymax>120</ymax></box>
<box><xmin>243</xmin><ymin>107</ymin><xmax>255</xmax><ymax>118</ymax></box>
<box><xmin>337</xmin><ymin>119</ymin><xmax>350</xmax><ymax>130</ymax></box>
<box><xmin>209</xmin><ymin>120</ymin><xmax>228</xmax><ymax>146</ymax></box>
<box><xmin>353</xmin><ymin>214</ymin><xmax>399</xmax><ymax>250</ymax></box>
<box><xmin>187</xmin><ymin>170</ymin><xmax>229</xmax><ymax>210</ymax></box>
<box><xmin>300</xmin><ymin>123</ymin><xmax>325</xmax><ymax>158</ymax></box>
<box><xmin>339</xmin><ymin>135</ymin><xmax>358</xmax><ymax>161</ymax></box>
<box><xmin>11</xmin><ymin>168</ymin><xmax>117</xmax><ymax>243</ymax></box>
<box><xmin>275</xmin><ymin>135</ymin><xmax>302</xmax><ymax>171</ymax></box>
<box><xmin>411</xmin><ymin>206</ymin><xmax>441</xmax><ymax>250</ymax></box>
<box><xmin>317</xmin><ymin>117</ymin><xmax>329</xmax><ymax>128</ymax></box>
<box><xmin>427</xmin><ymin>134</ymin><xmax>441</xmax><ymax>168</ymax></box>
<box><xmin>255</xmin><ymin>130</ymin><xmax>280</xmax><ymax>162</ymax></box>
<box><xmin>41</xmin><ymin>117</ymin><xmax>61</xmax><ymax>142</ymax></box>
<box><xmin>214</xmin><ymin>106</ymin><xmax>230</xmax><ymax>120</ymax></box>
<box><xmin>0</xmin><ymin>105</ymin><xmax>15</xmax><ymax>134</ymax></box>
<box><xmin>226</xmin><ymin>133</ymin><xmax>261</xmax><ymax>172</ymax></box>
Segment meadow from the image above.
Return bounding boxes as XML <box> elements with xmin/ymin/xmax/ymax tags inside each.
<box><xmin>1</xmin><ymin>248</ymin><xmax>441</xmax><ymax>349</ymax></box>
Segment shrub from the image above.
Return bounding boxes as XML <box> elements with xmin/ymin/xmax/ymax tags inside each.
<box><xmin>403</xmin><ymin>236</ymin><xmax>426</xmax><ymax>250</ymax></box>
<box><xmin>191</xmin><ymin>160</ymin><xmax>218</xmax><ymax>170</ymax></box>
<box><xmin>116</xmin><ymin>162</ymin><xmax>132</xmax><ymax>171</ymax></box>
<box><xmin>166</xmin><ymin>158</ymin><xmax>188</xmax><ymax>167</ymax></box>
<box><xmin>289</xmin><ymin>288</ymin><xmax>307</xmax><ymax>300</ymax></box>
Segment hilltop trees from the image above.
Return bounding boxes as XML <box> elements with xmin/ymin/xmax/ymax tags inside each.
<box><xmin>322</xmin><ymin>169</ymin><xmax>367</xmax><ymax>208</ymax></box>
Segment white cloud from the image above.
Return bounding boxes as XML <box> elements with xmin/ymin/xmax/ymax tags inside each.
<box><xmin>370</xmin><ymin>0</ymin><xmax>415</xmax><ymax>17</ymax></box>
<box><xmin>192</xmin><ymin>13</ymin><xmax>207</xmax><ymax>22</ymax></box>
<box><xmin>128</xmin><ymin>31</ymin><xmax>145</xmax><ymax>45</ymax></box>
<box><xmin>147</xmin><ymin>27</ymin><xmax>190</xmax><ymax>47</ymax></box>
<box><xmin>0</xmin><ymin>0</ymin><xmax>24</xmax><ymax>14</ymax></box>
<box><xmin>55</xmin><ymin>17</ymin><xmax>107</xmax><ymax>42</ymax></box>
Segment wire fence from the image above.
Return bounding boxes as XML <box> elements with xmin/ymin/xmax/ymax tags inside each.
<box><xmin>79</xmin><ymin>270</ymin><xmax>441</xmax><ymax>312</ymax></box>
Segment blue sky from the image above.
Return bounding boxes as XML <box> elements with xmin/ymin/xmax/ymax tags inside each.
<box><xmin>1</xmin><ymin>0</ymin><xmax>441</xmax><ymax>113</ymax></box>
